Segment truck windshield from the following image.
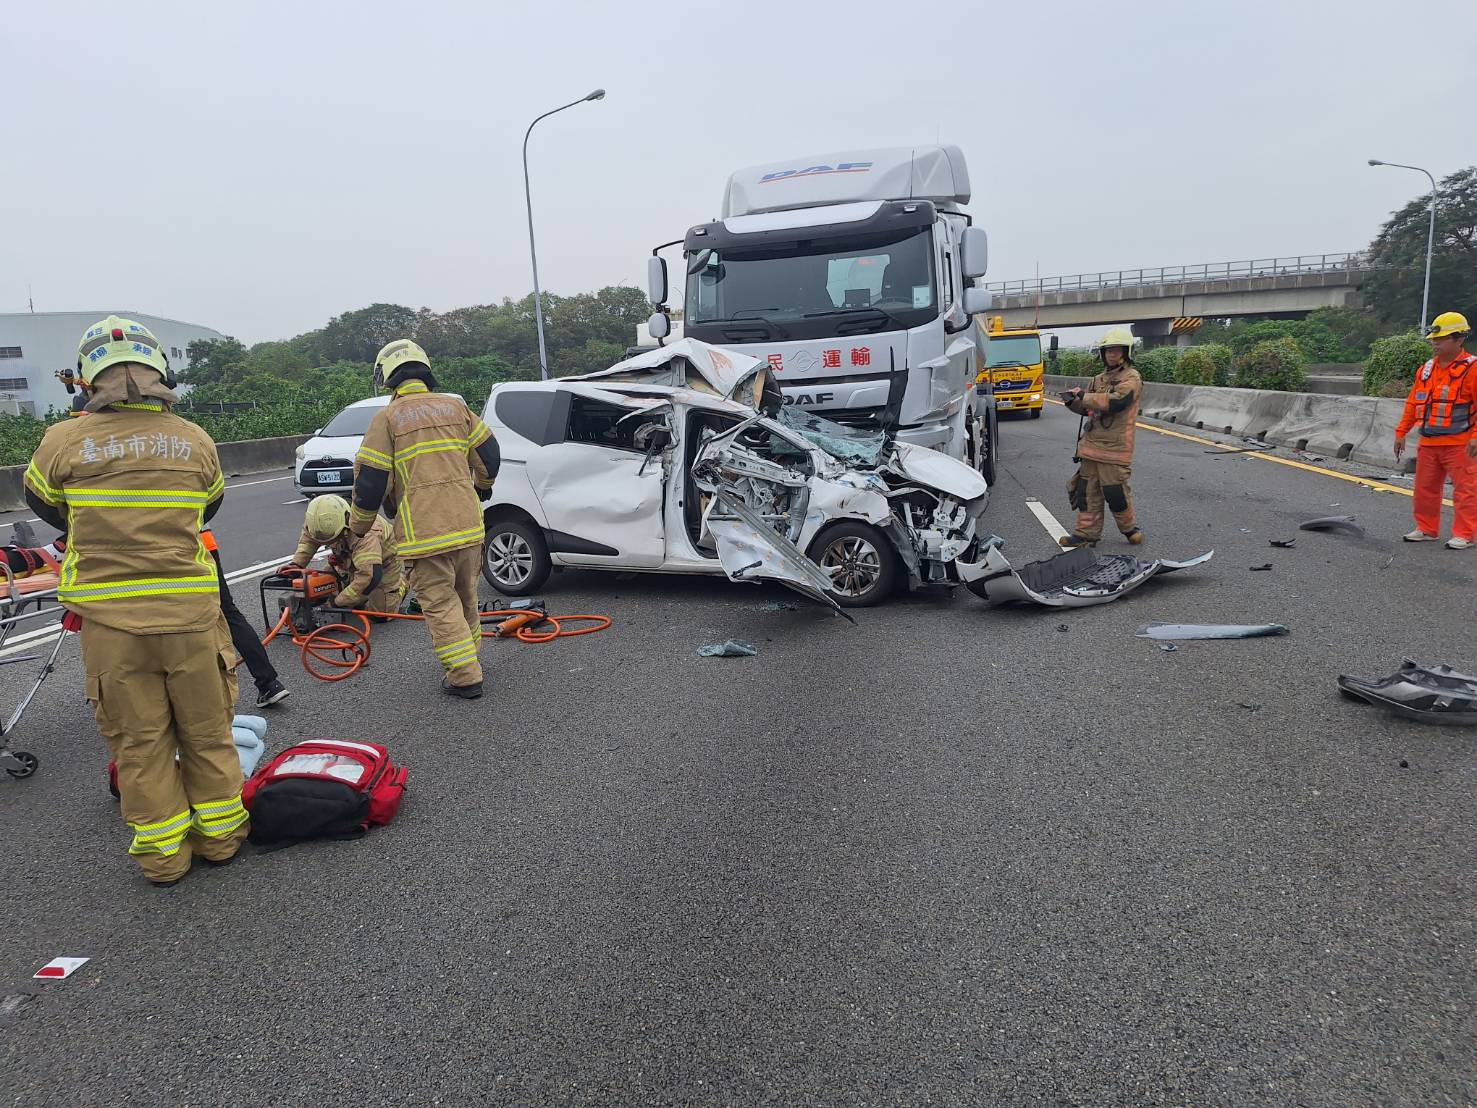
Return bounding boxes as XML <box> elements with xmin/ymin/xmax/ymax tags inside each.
<box><xmin>986</xmin><ymin>335</ymin><xmax>1043</xmax><ymax>368</ymax></box>
<box><xmin>686</xmin><ymin>228</ymin><xmax>937</xmax><ymax>335</ymax></box>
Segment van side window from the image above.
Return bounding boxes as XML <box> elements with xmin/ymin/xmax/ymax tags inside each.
<box><xmin>566</xmin><ymin>397</ymin><xmax>642</xmax><ymax>451</ymax></box>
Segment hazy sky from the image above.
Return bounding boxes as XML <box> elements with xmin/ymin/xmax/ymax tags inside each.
<box><xmin>6</xmin><ymin>0</ymin><xmax>1472</xmax><ymax>344</ymax></box>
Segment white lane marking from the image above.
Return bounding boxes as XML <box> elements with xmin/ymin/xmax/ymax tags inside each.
<box><xmin>1025</xmin><ymin>496</ymin><xmax>1070</xmax><ymax>543</ymax></box>
<box><xmin>0</xmin><ymin>556</ymin><xmax>287</xmax><ymax>661</ymax></box>
<box><xmin>282</xmin><ymin>498</ymin><xmax>307</xmax><ymax>506</ymax></box>
<box><xmin>225</xmin><ymin>474</ymin><xmax>294</xmax><ymax>489</ymax></box>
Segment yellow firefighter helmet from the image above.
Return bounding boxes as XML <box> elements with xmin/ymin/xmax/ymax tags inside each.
<box><xmin>1094</xmin><ymin>326</ymin><xmax>1136</xmax><ymax>361</ymax></box>
<box><xmin>1426</xmin><ymin>311</ymin><xmax>1470</xmax><ymax>339</ymax></box>
<box><xmin>76</xmin><ymin>315</ymin><xmax>171</xmax><ymax>385</ymax></box>
<box><xmin>304</xmin><ymin>494</ymin><xmax>351</xmax><ymax>543</ymax></box>
<box><xmin>373</xmin><ymin>339</ymin><xmax>432</xmax><ymax>389</ymax></box>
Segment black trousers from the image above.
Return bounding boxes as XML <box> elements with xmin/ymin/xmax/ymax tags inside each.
<box><xmin>210</xmin><ymin>547</ymin><xmax>278</xmax><ymax>692</ymax></box>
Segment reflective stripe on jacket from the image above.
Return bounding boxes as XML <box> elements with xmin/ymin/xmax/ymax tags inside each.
<box><xmin>1397</xmin><ymin>353</ymin><xmax>1477</xmax><ymax>444</ymax></box>
<box><xmin>23</xmin><ymin>406</ymin><xmax>225</xmax><ymax>632</ymax></box>
<box><xmin>292</xmin><ymin>516</ymin><xmax>403</xmax><ymax>606</ymax></box>
<box><xmin>349</xmin><ymin>381</ymin><xmax>495</xmax><ymax>560</ymax></box>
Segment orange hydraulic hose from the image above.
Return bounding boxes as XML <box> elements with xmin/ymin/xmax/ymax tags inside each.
<box><xmin>260</xmin><ymin>602</ymin><xmax>611</xmax><ymax>682</ymax></box>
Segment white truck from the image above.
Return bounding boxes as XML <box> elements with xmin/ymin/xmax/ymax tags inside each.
<box><xmin>644</xmin><ymin>145</ymin><xmax>995</xmax><ymax>480</ymax></box>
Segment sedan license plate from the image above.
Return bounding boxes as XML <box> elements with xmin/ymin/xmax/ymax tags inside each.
<box><xmin>316</xmin><ymin>471</ymin><xmax>341</xmax><ymax>485</ymax></box>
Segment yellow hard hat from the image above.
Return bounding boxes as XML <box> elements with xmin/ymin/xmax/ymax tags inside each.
<box><xmin>1094</xmin><ymin>326</ymin><xmax>1135</xmax><ymax>357</ymax></box>
<box><xmin>373</xmin><ymin>338</ymin><xmax>431</xmax><ymax>389</ymax></box>
<box><xmin>1426</xmin><ymin>311</ymin><xmax>1470</xmax><ymax>339</ymax></box>
<box><xmin>76</xmin><ymin>315</ymin><xmax>171</xmax><ymax>385</ymax></box>
<box><xmin>304</xmin><ymin>494</ymin><xmax>351</xmax><ymax>543</ymax></box>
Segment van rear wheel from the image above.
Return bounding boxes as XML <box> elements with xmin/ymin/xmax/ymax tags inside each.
<box><xmin>482</xmin><ymin>518</ymin><xmax>552</xmax><ymax>595</ymax></box>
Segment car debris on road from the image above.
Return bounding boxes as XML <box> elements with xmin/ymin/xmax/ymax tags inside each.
<box><xmin>1136</xmin><ymin>622</ymin><xmax>1290</xmax><ymax>640</ymax></box>
<box><xmin>957</xmin><ymin>539</ymin><xmax>1213</xmax><ymax>608</ymax></box>
<box><xmin>696</xmin><ymin>640</ymin><xmax>759</xmax><ymax>658</ymax></box>
<box><xmin>1299</xmin><ymin>515</ymin><xmax>1365</xmax><ymax>537</ymax></box>
<box><xmin>1337</xmin><ymin>659</ymin><xmax>1477</xmax><ymax>726</ymax></box>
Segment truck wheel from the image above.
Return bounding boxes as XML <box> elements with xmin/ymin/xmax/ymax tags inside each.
<box><xmin>1030</xmin><ymin>408</ymin><xmax>1042</xmax><ymax>419</ymax></box>
<box><xmin>482</xmin><ymin>518</ymin><xmax>552</xmax><ymax>595</ymax></box>
<box><xmin>808</xmin><ymin>522</ymin><xmax>897</xmax><ymax>607</ymax></box>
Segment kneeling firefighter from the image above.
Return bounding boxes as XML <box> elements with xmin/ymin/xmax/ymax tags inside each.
<box><xmin>1060</xmin><ymin>326</ymin><xmax>1145</xmax><ymax>547</ymax></box>
<box><xmin>288</xmin><ymin>494</ymin><xmax>405</xmax><ymax>612</ymax></box>
<box><xmin>350</xmin><ymin>340</ymin><xmax>500</xmax><ymax>698</ymax></box>
<box><xmin>23</xmin><ymin>317</ymin><xmax>248</xmax><ymax>886</ymax></box>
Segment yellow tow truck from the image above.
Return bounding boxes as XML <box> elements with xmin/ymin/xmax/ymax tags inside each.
<box><xmin>978</xmin><ymin>316</ymin><xmax>1046</xmax><ymax>418</ymax></box>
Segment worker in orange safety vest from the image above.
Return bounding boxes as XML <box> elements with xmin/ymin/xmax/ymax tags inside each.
<box><xmin>1395</xmin><ymin>311</ymin><xmax>1477</xmax><ymax>550</ymax></box>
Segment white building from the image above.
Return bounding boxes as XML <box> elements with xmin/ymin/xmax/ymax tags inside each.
<box><xmin>0</xmin><ymin>311</ymin><xmax>227</xmax><ymax>418</ymax></box>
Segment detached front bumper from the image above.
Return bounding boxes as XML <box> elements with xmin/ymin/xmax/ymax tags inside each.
<box><xmin>956</xmin><ymin>537</ymin><xmax>1213</xmax><ymax>608</ymax></box>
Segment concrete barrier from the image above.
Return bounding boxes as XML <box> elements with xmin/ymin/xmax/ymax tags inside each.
<box><xmin>0</xmin><ymin>434</ymin><xmax>308</xmax><ymax>513</ymax></box>
<box><xmin>1045</xmin><ymin>376</ymin><xmax>1413</xmax><ymax>472</ymax></box>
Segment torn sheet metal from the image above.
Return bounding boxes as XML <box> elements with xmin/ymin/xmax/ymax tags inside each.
<box><xmin>1137</xmin><ymin>623</ymin><xmax>1289</xmax><ymax>640</ymax></box>
<box><xmin>1299</xmin><ymin>515</ymin><xmax>1365</xmax><ymax>536</ymax></box>
<box><xmin>704</xmin><ymin>488</ymin><xmax>852</xmax><ymax>621</ymax></box>
<box><xmin>566</xmin><ymin>339</ymin><xmax>766</xmax><ymax>403</ymax></box>
<box><xmin>956</xmin><ymin>539</ymin><xmax>1213</xmax><ymax>608</ymax></box>
<box><xmin>1337</xmin><ymin>659</ymin><xmax>1477</xmax><ymax>726</ymax></box>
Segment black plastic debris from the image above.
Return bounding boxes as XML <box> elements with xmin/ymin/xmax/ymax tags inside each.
<box><xmin>697</xmin><ymin>640</ymin><xmax>759</xmax><ymax>658</ymax></box>
<box><xmin>1299</xmin><ymin>515</ymin><xmax>1364</xmax><ymax>537</ymax></box>
<box><xmin>1158</xmin><ymin>643</ymin><xmax>1178</xmax><ymax>652</ymax></box>
<box><xmin>1239</xmin><ymin>702</ymin><xmax>1263</xmax><ymax>711</ymax></box>
<box><xmin>1336</xmin><ymin>659</ymin><xmax>1477</xmax><ymax>726</ymax></box>
<box><xmin>1269</xmin><ymin>538</ymin><xmax>1297</xmax><ymax>549</ymax></box>
<box><xmin>1056</xmin><ymin>623</ymin><xmax>1070</xmax><ymax>633</ymax></box>
<box><xmin>1250</xmin><ymin>564</ymin><xmax>1273</xmax><ymax>572</ymax></box>
<box><xmin>1137</xmin><ymin>623</ymin><xmax>1290</xmax><ymax>641</ymax></box>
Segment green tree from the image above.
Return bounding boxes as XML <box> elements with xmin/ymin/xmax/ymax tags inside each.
<box><xmin>1235</xmin><ymin>337</ymin><xmax>1307</xmax><ymax>391</ymax></box>
<box><xmin>1361</xmin><ymin>330</ymin><xmax>1428</xmax><ymax>397</ymax></box>
<box><xmin>1174</xmin><ymin>347</ymin><xmax>1217</xmax><ymax>386</ymax></box>
<box><xmin>1364</xmin><ymin>166</ymin><xmax>1477</xmax><ymax>329</ymax></box>
<box><xmin>1135</xmin><ymin>346</ymin><xmax>1180</xmax><ymax>383</ymax></box>
<box><xmin>181</xmin><ymin>336</ymin><xmax>247</xmax><ymax>386</ymax></box>
<box><xmin>316</xmin><ymin>303</ymin><xmax>423</xmax><ymax>364</ymax></box>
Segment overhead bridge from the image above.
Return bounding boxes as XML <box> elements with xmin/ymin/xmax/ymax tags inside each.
<box><xmin>986</xmin><ymin>253</ymin><xmax>1375</xmax><ymax>342</ymax></box>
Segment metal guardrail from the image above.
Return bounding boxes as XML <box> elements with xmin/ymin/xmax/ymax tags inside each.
<box><xmin>987</xmin><ymin>252</ymin><xmax>1374</xmax><ymax>295</ymax></box>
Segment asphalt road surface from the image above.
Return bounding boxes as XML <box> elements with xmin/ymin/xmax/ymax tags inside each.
<box><xmin>2</xmin><ymin>410</ymin><xmax>1472</xmax><ymax>1107</ymax></box>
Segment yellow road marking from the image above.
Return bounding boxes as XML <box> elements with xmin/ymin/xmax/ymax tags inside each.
<box><xmin>1045</xmin><ymin>400</ymin><xmax>1453</xmax><ymax>507</ymax></box>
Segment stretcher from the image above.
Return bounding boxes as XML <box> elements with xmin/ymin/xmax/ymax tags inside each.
<box><xmin>0</xmin><ymin>561</ymin><xmax>74</xmax><ymax>780</ymax></box>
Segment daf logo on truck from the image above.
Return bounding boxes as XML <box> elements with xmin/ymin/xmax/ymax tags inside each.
<box><xmin>642</xmin><ymin>145</ymin><xmax>997</xmax><ymax>483</ymax></box>
<box><xmin>760</xmin><ymin>161</ymin><xmax>873</xmax><ymax>183</ymax></box>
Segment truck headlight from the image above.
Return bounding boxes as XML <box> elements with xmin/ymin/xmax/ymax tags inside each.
<box><xmin>1030</xmin><ymin>393</ymin><xmax>1042</xmax><ymax>401</ymax></box>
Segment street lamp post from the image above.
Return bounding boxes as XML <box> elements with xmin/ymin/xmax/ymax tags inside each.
<box><xmin>1368</xmin><ymin>159</ymin><xmax>1438</xmax><ymax>331</ymax></box>
<box><xmin>523</xmin><ymin>89</ymin><xmax>606</xmax><ymax>380</ymax></box>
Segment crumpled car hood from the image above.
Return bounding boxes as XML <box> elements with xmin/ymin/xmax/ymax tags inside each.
<box><xmin>565</xmin><ymin>339</ymin><xmax>766</xmax><ymax>405</ymax></box>
<box><xmin>956</xmin><ymin>539</ymin><xmax>1214</xmax><ymax>607</ymax></box>
<box><xmin>692</xmin><ymin>412</ymin><xmax>989</xmax><ymax>608</ymax></box>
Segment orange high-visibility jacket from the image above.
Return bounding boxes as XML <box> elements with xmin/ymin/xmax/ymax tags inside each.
<box><xmin>1396</xmin><ymin>352</ymin><xmax>1477</xmax><ymax>446</ymax></box>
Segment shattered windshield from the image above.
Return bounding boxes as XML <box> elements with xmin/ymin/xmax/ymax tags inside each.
<box><xmin>775</xmin><ymin>407</ymin><xmax>887</xmax><ymax>467</ymax></box>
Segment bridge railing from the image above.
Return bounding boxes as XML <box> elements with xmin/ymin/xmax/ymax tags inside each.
<box><xmin>986</xmin><ymin>252</ymin><xmax>1373</xmax><ymax>295</ymax></box>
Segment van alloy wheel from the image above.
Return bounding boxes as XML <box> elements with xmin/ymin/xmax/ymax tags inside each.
<box><xmin>818</xmin><ymin>534</ymin><xmax>883</xmax><ymax>597</ymax></box>
<box><xmin>486</xmin><ymin>532</ymin><xmax>535</xmax><ymax>588</ymax></box>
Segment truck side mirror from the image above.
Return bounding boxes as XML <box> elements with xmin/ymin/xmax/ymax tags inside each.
<box><xmin>647</xmin><ymin>311</ymin><xmax>671</xmax><ymax>341</ymax></box>
<box><xmin>962</xmin><ymin>287</ymin><xmax>992</xmax><ymax>317</ymax></box>
<box><xmin>961</xmin><ymin>226</ymin><xmax>989</xmax><ymax>280</ymax></box>
<box><xmin>647</xmin><ymin>256</ymin><xmax>669</xmax><ymax>307</ymax></box>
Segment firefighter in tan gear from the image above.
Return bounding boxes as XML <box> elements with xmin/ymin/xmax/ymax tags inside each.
<box><xmin>23</xmin><ymin>317</ymin><xmax>247</xmax><ymax>886</ymax></box>
<box><xmin>350</xmin><ymin>340</ymin><xmax>500</xmax><ymax>698</ymax></box>
<box><xmin>286</xmin><ymin>494</ymin><xmax>405</xmax><ymax>612</ymax></box>
<box><xmin>1060</xmin><ymin>326</ymin><xmax>1145</xmax><ymax>547</ymax></box>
